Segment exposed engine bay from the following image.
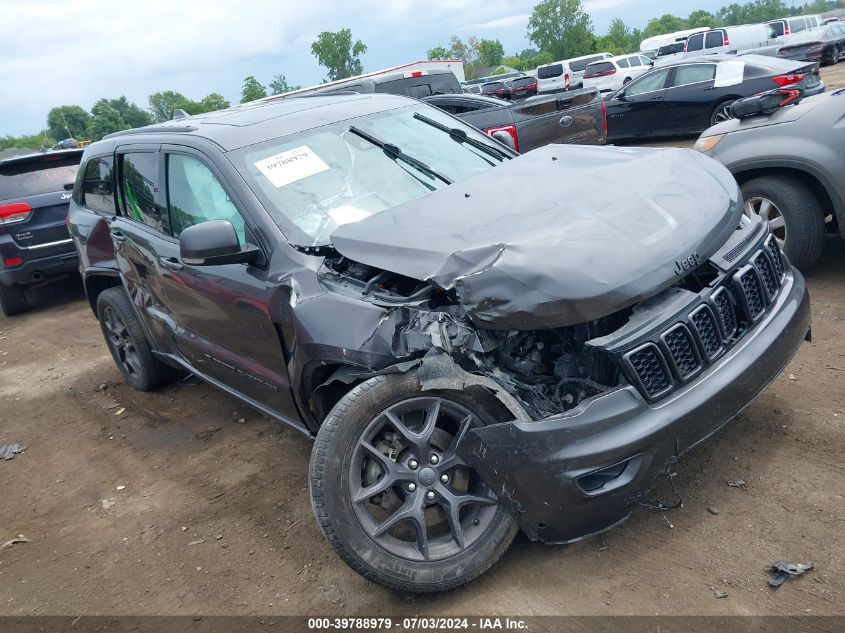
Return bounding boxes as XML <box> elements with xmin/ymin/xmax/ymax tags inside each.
<box><xmin>320</xmin><ymin>254</ymin><xmax>627</xmax><ymax>418</ymax></box>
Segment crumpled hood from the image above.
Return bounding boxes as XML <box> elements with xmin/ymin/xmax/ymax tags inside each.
<box><xmin>330</xmin><ymin>144</ymin><xmax>741</xmax><ymax>329</ymax></box>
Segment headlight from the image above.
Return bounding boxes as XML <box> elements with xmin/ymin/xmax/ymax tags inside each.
<box><xmin>693</xmin><ymin>134</ymin><xmax>724</xmax><ymax>153</ymax></box>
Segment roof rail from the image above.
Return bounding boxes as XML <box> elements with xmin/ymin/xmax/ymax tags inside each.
<box><xmin>103</xmin><ymin>125</ymin><xmax>197</xmax><ymax>140</ymax></box>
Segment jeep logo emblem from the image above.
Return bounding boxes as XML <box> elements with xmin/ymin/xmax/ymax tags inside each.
<box><xmin>674</xmin><ymin>253</ymin><xmax>701</xmax><ymax>276</ymax></box>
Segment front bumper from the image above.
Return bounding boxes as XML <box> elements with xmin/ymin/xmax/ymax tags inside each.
<box><xmin>462</xmin><ymin>267</ymin><xmax>810</xmax><ymax>543</ymax></box>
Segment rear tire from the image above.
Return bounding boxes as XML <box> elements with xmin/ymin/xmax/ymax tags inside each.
<box><xmin>710</xmin><ymin>99</ymin><xmax>737</xmax><ymax>126</ymax></box>
<box><xmin>309</xmin><ymin>372</ymin><xmax>518</xmax><ymax>593</ymax></box>
<box><xmin>96</xmin><ymin>287</ymin><xmax>174</xmax><ymax>391</ymax></box>
<box><xmin>0</xmin><ymin>283</ymin><xmax>28</xmax><ymax>316</ymax></box>
<box><xmin>740</xmin><ymin>175</ymin><xmax>826</xmax><ymax>271</ymax></box>
<box><xmin>832</xmin><ymin>46</ymin><xmax>841</xmax><ymax>65</ymax></box>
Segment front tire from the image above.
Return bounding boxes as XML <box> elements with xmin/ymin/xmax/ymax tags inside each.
<box><xmin>0</xmin><ymin>283</ymin><xmax>28</xmax><ymax>316</ymax></box>
<box><xmin>97</xmin><ymin>287</ymin><xmax>173</xmax><ymax>391</ymax></box>
<box><xmin>740</xmin><ymin>176</ymin><xmax>826</xmax><ymax>271</ymax></box>
<box><xmin>309</xmin><ymin>372</ymin><xmax>518</xmax><ymax>592</ymax></box>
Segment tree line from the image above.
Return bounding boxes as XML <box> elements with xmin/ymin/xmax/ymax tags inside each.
<box><xmin>429</xmin><ymin>0</ymin><xmax>840</xmax><ymax>76</ymax></box>
<box><xmin>2</xmin><ymin>0</ymin><xmax>839</xmax><ymax>151</ymax></box>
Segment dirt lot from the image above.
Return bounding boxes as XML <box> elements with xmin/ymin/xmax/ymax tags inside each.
<box><xmin>1</xmin><ymin>66</ymin><xmax>844</xmax><ymax>618</ymax></box>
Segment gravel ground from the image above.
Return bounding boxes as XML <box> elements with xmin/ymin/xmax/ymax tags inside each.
<box><xmin>0</xmin><ymin>64</ymin><xmax>843</xmax><ymax>617</ymax></box>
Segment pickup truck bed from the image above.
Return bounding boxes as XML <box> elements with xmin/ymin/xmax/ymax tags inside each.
<box><xmin>424</xmin><ymin>88</ymin><xmax>607</xmax><ymax>152</ymax></box>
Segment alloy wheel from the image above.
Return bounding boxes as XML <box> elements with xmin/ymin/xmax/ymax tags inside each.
<box><xmin>348</xmin><ymin>397</ymin><xmax>498</xmax><ymax>562</ymax></box>
<box><xmin>744</xmin><ymin>196</ymin><xmax>787</xmax><ymax>248</ymax></box>
<box><xmin>713</xmin><ymin>102</ymin><xmax>735</xmax><ymax>125</ymax></box>
<box><xmin>102</xmin><ymin>305</ymin><xmax>142</xmax><ymax>378</ymax></box>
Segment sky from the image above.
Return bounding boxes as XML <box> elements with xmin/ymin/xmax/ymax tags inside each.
<box><xmin>1</xmin><ymin>0</ymin><xmax>733</xmax><ymax>135</ymax></box>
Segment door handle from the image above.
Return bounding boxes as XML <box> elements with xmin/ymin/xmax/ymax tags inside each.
<box><xmin>110</xmin><ymin>230</ymin><xmax>126</xmax><ymax>243</ymax></box>
<box><xmin>159</xmin><ymin>256</ymin><xmax>183</xmax><ymax>272</ymax></box>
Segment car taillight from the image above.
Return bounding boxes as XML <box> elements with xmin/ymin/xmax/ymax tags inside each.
<box><xmin>0</xmin><ymin>202</ymin><xmax>32</xmax><ymax>225</ymax></box>
<box><xmin>4</xmin><ymin>257</ymin><xmax>23</xmax><ymax>267</ymax></box>
<box><xmin>785</xmin><ymin>25</ymin><xmax>791</xmax><ymax>35</ymax></box>
<box><xmin>772</xmin><ymin>73</ymin><xmax>805</xmax><ymax>86</ymax></box>
<box><xmin>723</xmin><ymin>33</ymin><xmax>730</xmax><ymax>46</ymax></box>
<box><xmin>403</xmin><ymin>70</ymin><xmax>429</xmax><ymax>78</ymax></box>
<box><xmin>565</xmin><ymin>73</ymin><xmax>570</xmax><ymax>88</ymax></box>
<box><xmin>601</xmin><ymin>100</ymin><xmax>608</xmax><ymax>136</ymax></box>
<box><xmin>484</xmin><ymin>125</ymin><xmax>519</xmax><ymax>153</ymax></box>
<box><xmin>496</xmin><ymin>88</ymin><xmax>504</xmax><ymax>94</ymax></box>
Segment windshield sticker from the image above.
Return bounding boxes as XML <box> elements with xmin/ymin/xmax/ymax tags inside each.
<box><xmin>714</xmin><ymin>61</ymin><xmax>745</xmax><ymax>87</ymax></box>
<box><xmin>254</xmin><ymin>146</ymin><xmax>329</xmax><ymax>188</ymax></box>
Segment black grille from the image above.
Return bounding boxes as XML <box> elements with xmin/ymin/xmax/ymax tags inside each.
<box><xmin>620</xmin><ymin>240</ymin><xmax>786</xmax><ymax>403</ymax></box>
<box><xmin>662</xmin><ymin>324</ymin><xmax>701</xmax><ymax>379</ymax></box>
<box><xmin>752</xmin><ymin>251</ymin><xmax>779</xmax><ymax>300</ymax></box>
<box><xmin>690</xmin><ymin>305</ymin><xmax>723</xmax><ymax>361</ymax></box>
<box><xmin>711</xmin><ymin>287</ymin><xmax>736</xmax><ymax>341</ymax></box>
<box><xmin>626</xmin><ymin>344</ymin><xmax>671</xmax><ymax>398</ymax></box>
<box><xmin>766</xmin><ymin>236</ymin><xmax>785</xmax><ymax>279</ymax></box>
<box><xmin>736</xmin><ymin>266</ymin><xmax>765</xmax><ymax>320</ymax></box>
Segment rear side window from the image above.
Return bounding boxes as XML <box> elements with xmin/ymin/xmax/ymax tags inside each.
<box><xmin>120</xmin><ymin>153</ymin><xmax>168</xmax><ymax>233</ymax></box>
<box><xmin>376</xmin><ymin>75</ymin><xmax>460</xmax><ymax>97</ymax></box>
<box><xmin>705</xmin><ymin>31</ymin><xmax>724</xmax><ymax>48</ymax></box>
<box><xmin>586</xmin><ymin>62</ymin><xmax>615</xmax><ymax>76</ymax></box>
<box><xmin>167</xmin><ymin>154</ymin><xmax>245</xmax><ymax>242</ymax></box>
<box><xmin>570</xmin><ymin>56</ymin><xmax>604</xmax><ymax>72</ymax></box>
<box><xmin>82</xmin><ymin>156</ymin><xmax>115</xmax><ymax>214</ymax></box>
<box><xmin>538</xmin><ymin>64</ymin><xmax>563</xmax><ymax>79</ymax></box>
<box><xmin>617</xmin><ymin>58</ymin><xmax>630</xmax><ymax>69</ymax></box>
<box><xmin>0</xmin><ymin>156</ymin><xmax>80</xmax><ymax>200</ymax></box>
<box><xmin>686</xmin><ymin>34</ymin><xmax>704</xmax><ymax>51</ymax></box>
<box><xmin>627</xmin><ymin>56</ymin><xmax>642</xmax><ymax>67</ymax></box>
<box><xmin>672</xmin><ymin>64</ymin><xmax>717</xmax><ymax>87</ymax></box>
<box><xmin>770</xmin><ymin>21</ymin><xmax>785</xmax><ymax>36</ymax></box>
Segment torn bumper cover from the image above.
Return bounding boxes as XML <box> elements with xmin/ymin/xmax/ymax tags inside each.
<box><xmin>459</xmin><ymin>269</ymin><xmax>810</xmax><ymax>544</ymax></box>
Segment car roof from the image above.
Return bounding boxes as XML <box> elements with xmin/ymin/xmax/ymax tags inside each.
<box><xmin>0</xmin><ymin>148</ymin><xmax>82</xmax><ymax>167</ymax></box>
<box><xmin>426</xmin><ymin>93</ymin><xmax>506</xmax><ymax>106</ymax></box>
<box><xmin>92</xmin><ymin>93</ymin><xmax>416</xmax><ymax>153</ymax></box>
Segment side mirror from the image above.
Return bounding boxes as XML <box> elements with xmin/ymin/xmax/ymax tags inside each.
<box><xmin>490</xmin><ymin>130</ymin><xmax>516</xmax><ymax>150</ymax></box>
<box><xmin>179</xmin><ymin>219</ymin><xmax>259</xmax><ymax>266</ymax></box>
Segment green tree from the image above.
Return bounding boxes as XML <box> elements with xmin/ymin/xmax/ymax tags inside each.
<box><xmin>501</xmin><ymin>54</ymin><xmax>527</xmax><ymax>70</ymax></box>
<box><xmin>88</xmin><ymin>101</ymin><xmax>128</xmax><ymax>141</ymax></box>
<box><xmin>527</xmin><ymin>0</ymin><xmax>595</xmax><ymax>60</ymax></box>
<box><xmin>311</xmin><ymin>28</ymin><xmax>367</xmax><ymax>81</ymax></box>
<box><xmin>686</xmin><ymin>9</ymin><xmax>718</xmax><ymax>29</ymax></box>
<box><xmin>240</xmin><ymin>76</ymin><xmax>268</xmax><ymax>103</ymax></box>
<box><xmin>104</xmin><ymin>96</ymin><xmax>152</xmax><ymax>129</ymax></box>
<box><xmin>427</xmin><ymin>45</ymin><xmax>450</xmax><ymax>60</ymax></box>
<box><xmin>643</xmin><ymin>14</ymin><xmax>687</xmax><ymax>38</ymax></box>
<box><xmin>46</xmin><ymin>105</ymin><xmax>90</xmax><ymax>140</ymax></box>
<box><xmin>148</xmin><ymin>91</ymin><xmax>193</xmax><ymax>122</ymax></box>
<box><xmin>195</xmin><ymin>93</ymin><xmax>230</xmax><ymax>113</ymax></box>
<box><xmin>0</xmin><ymin>131</ymin><xmax>55</xmax><ymax>151</ymax></box>
<box><xmin>477</xmin><ymin>38</ymin><xmax>505</xmax><ymax>67</ymax></box>
<box><xmin>598</xmin><ymin>17</ymin><xmax>641</xmax><ymax>54</ymax></box>
<box><xmin>269</xmin><ymin>74</ymin><xmax>300</xmax><ymax>95</ymax></box>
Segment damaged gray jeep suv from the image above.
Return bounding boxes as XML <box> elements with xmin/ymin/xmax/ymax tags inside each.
<box><xmin>68</xmin><ymin>93</ymin><xmax>811</xmax><ymax>592</ymax></box>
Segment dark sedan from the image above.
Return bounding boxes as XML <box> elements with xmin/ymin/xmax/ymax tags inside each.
<box><xmin>777</xmin><ymin>23</ymin><xmax>845</xmax><ymax>65</ymax></box>
<box><xmin>605</xmin><ymin>55</ymin><xmax>825</xmax><ymax>140</ymax></box>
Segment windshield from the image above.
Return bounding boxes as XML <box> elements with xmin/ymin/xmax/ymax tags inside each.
<box><xmin>228</xmin><ymin>106</ymin><xmax>506</xmax><ymax>246</ymax></box>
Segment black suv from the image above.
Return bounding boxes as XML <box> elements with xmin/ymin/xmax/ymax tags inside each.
<box><xmin>69</xmin><ymin>93</ymin><xmax>810</xmax><ymax>593</ymax></box>
<box><xmin>0</xmin><ymin>149</ymin><xmax>82</xmax><ymax>315</ymax></box>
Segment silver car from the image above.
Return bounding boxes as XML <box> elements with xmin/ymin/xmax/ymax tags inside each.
<box><xmin>695</xmin><ymin>88</ymin><xmax>845</xmax><ymax>269</ymax></box>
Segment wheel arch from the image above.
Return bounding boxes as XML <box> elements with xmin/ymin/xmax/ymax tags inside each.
<box><xmin>731</xmin><ymin>163</ymin><xmax>841</xmax><ymax>236</ymax></box>
<box><xmin>83</xmin><ymin>270</ymin><xmax>122</xmax><ymax>315</ymax></box>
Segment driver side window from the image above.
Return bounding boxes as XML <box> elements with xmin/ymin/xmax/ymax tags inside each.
<box><xmin>167</xmin><ymin>154</ymin><xmax>246</xmax><ymax>243</ymax></box>
<box><xmin>624</xmin><ymin>69</ymin><xmax>670</xmax><ymax>96</ymax></box>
